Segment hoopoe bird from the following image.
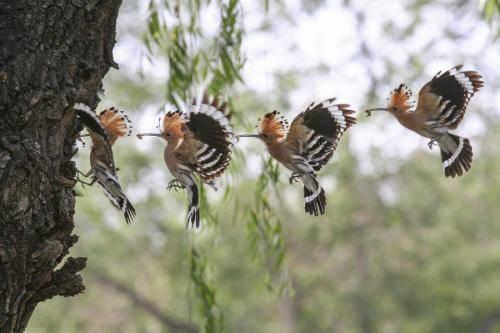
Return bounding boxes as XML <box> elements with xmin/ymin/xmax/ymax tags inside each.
<box><xmin>239</xmin><ymin>98</ymin><xmax>356</xmax><ymax>216</ymax></box>
<box><xmin>136</xmin><ymin>94</ymin><xmax>234</xmax><ymax>228</ymax></box>
<box><xmin>74</xmin><ymin>103</ymin><xmax>136</xmax><ymax>224</ymax></box>
<box><xmin>365</xmin><ymin>65</ymin><xmax>483</xmax><ymax>178</ymax></box>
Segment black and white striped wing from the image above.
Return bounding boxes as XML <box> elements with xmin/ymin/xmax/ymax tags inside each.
<box><xmin>187</xmin><ymin>99</ymin><xmax>234</xmax><ymax>181</ymax></box>
<box><xmin>74</xmin><ymin>103</ymin><xmax>110</xmax><ymax>141</ymax></box>
<box><xmin>288</xmin><ymin>98</ymin><xmax>356</xmax><ymax>172</ymax></box>
<box><xmin>418</xmin><ymin>65</ymin><xmax>483</xmax><ymax>129</ymax></box>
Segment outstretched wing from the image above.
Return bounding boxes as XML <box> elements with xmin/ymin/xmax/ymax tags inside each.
<box><xmin>417</xmin><ymin>65</ymin><xmax>483</xmax><ymax>129</ymax></box>
<box><xmin>184</xmin><ymin>95</ymin><xmax>234</xmax><ymax>181</ymax></box>
<box><xmin>287</xmin><ymin>98</ymin><xmax>356</xmax><ymax>172</ymax></box>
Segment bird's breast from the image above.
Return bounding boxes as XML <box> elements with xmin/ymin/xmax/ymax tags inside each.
<box><xmin>267</xmin><ymin>143</ymin><xmax>298</xmax><ymax>172</ymax></box>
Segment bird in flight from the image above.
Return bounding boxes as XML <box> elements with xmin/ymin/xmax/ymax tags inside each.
<box><xmin>240</xmin><ymin>98</ymin><xmax>356</xmax><ymax>216</ymax></box>
<box><xmin>365</xmin><ymin>65</ymin><xmax>483</xmax><ymax>177</ymax></box>
<box><xmin>137</xmin><ymin>94</ymin><xmax>234</xmax><ymax>228</ymax></box>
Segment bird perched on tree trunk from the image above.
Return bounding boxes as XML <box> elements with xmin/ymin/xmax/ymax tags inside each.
<box><xmin>74</xmin><ymin>103</ymin><xmax>136</xmax><ymax>224</ymax></box>
<box><xmin>239</xmin><ymin>98</ymin><xmax>356</xmax><ymax>216</ymax></box>
<box><xmin>365</xmin><ymin>65</ymin><xmax>483</xmax><ymax>178</ymax></box>
<box><xmin>136</xmin><ymin>94</ymin><xmax>234</xmax><ymax>228</ymax></box>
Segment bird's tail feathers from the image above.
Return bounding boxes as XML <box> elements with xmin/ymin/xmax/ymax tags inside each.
<box><xmin>301</xmin><ymin>173</ymin><xmax>326</xmax><ymax>216</ymax></box>
<box><xmin>95</xmin><ymin>169</ymin><xmax>135</xmax><ymax>223</ymax></box>
<box><xmin>439</xmin><ymin>133</ymin><xmax>473</xmax><ymax>178</ymax></box>
<box><xmin>186</xmin><ymin>184</ymin><xmax>200</xmax><ymax>228</ymax></box>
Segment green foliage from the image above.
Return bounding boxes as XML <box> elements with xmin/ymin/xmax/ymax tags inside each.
<box><xmin>247</xmin><ymin>157</ymin><xmax>289</xmax><ymax>294</ymax></box>
<box><xmin>28</xmin><ymin>0</ymin><xmax>500</xmax><ymax>333</ymax></box>
<box><xmin>190</xmin><ymin>248</ymin><xmax>224</xmax><ymax>333</ymax></box>
<box><xmin>144</xmin><ymin>0</ymin><xmax>244</xmax><ymax>104</ymax></box>
<box><xmin>483</xmin><ymin>0</ymin><xmax>500</xmax><ymax>21</ymax></box>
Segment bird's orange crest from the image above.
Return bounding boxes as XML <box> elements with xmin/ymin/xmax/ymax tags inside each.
<box><xmin>99</xmin><ymin>107</ymin><xmax>132</xmax><ymax>145</ymax></box>
<box><xmin>162</xmin><ymin>110</ymin><xmax>186</xmax><ymax>139</ymax></box>
<box><xmin>388</xmin><ymin>84</ymin><xmax>414</xmax><ymax>111</ymax></box>
<box><xmin>259</xmin><ymin>110</ymin><xmax>288</xmax><ymax>142</ymax></box>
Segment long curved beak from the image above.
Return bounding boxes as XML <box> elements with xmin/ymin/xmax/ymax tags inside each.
<box><xmin>364</xmin><ymin>108</ymin><xmax>389</xmax><ymax>117</ymax></box>
<box><xmin>237</xmin><ymin>134</ymin><xmax>260</xmax><ymax>138</ymax></box>
<box><xmin>136</xmin><ymin>133</ymin><xmax>162</xmax><ymax>139</ymax></box>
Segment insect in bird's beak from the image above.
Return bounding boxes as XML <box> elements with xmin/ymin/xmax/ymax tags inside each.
<box><xmin>364</xmin><ymin>108</ymin><xmax>389</xmax><ymax>118</ymax></box>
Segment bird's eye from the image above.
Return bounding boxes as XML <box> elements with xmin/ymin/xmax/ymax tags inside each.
<box><xmin>392</xmin><ymin>107</ymin><xmax>397</xmax><ymax>111</ymax></box>
<box><xmin>166</xmin><ymin>132</ymin><xmax>171</xmax><ymax>137</ymax></box>
<box><xmin>262</xmin><ymin>133</ymin><xmax>268</xmax><ymax>138</ymax></box>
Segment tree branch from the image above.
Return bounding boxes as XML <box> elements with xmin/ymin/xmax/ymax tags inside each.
<box><xmin>91</xmin><ymin>272</ymin><xmax>198</xmax><ymax>333</ymax></box>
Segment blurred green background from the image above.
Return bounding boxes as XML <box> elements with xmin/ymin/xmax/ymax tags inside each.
<box><xmin>29</xmin><ymin>0</ymin><xmax>500</xmax><ymax>332</ymax></box>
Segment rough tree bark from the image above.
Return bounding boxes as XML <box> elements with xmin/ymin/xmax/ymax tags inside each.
<box><xmin>0</xmin><ymin>1</ymin><xmax>122</xmax><ymax>331</ymax></box>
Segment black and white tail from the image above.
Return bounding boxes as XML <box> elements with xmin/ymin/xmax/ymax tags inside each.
<box><xmin>302</xmin><ymin>173</ymin><xmax>326</xmax><ymax>216</ymax></box>
<box><xmin>95</xmin><ymin>164</ymin><xmax>136</xmax><ymax>223</ymax></box>
<box><xmin>439</xmin><ymin>133</ymin><xmax>473</xmax><ymax>178</ymax></box>
<box><xmin>186</xmin><ymin>184</ymin><xmax>200</xmax><ymax>228</ymax></box>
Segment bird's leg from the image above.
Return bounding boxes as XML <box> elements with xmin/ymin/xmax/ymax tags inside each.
<box><xmin>77</xmin><ymin>169</ymin><xmax>93</xmax><ymax>177</ymax></box>
<box><xmin>75</xmin><ymin>169</ymin><xmax>95</xmax><ymax>187</ymax></box>
<box><xmin>76</xmin><ymin>175</ymin><xmax>96</xmax><ymax>187</ymax></box>
<box><xmin>289</xmin><ymin>172</ymin><xmax>301</xmax><ymax>184</ymax></box>
<box><xmin>167</xmin><ymin>179</ymin><xmax>185</xmax><ymax>192</ymax></box>
<box><xmin>427</xmin><ymin>139</ymin><xmax>438</xmax><ymax>150</ymax></box>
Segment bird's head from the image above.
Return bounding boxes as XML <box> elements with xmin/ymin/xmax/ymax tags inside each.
<box><xmin>136</xmin><ymin>110</ymin><xmax>186</xmax><ymax>149</ymax></box>
<box><xmin>239</xmin><ymin>110</ymin><xmax>288</xmax><ymax>145</ymax></box>
<box><xmin>365</xmin><ymin>84</ymin><xmax>414</xmax><ymax>117</ymax></box>
<box><xmin>161</xmin><ymin>110</ymin><xmax>186</xmax><ymax>148</ymax></box>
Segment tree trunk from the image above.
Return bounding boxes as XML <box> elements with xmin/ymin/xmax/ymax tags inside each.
<box><xmin>0</xmin><ymin>1</ymin><xmax>122</xmax><ymax>331</ymax></box>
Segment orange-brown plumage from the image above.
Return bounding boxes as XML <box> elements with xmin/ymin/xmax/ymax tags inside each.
<box><xmin>241</xmin><ymin>98</ymin><xmax>356</xmax><ymax>216</ymax></box>
<box><xmin>137</xmin><ymin>94</ymin><xmax>234</xmax><ymax>228</ymax></box>
<box><xmin>365</xmin><ymin>65</ymin><xmax>483</xmax><ymax>178</ymax></box>
<box><xmin>99</xmin><ymin>107</ymin><xmax>132</xmax><ymax>145</ymax></box>
<box><xmin>74</xmin><ymin>103</ymin><xmax>135</xmax><ymax>223</ymax></box>
<box><xmin>388</xmin><ymin>84</ymin><xmax>414</xmax><ymax>112</ymax></box>
<box><xmin>258</xmin><ymin>110</ymin><xmax>288</xmax><ymax>143</ymax></box>
<box><xmin>162</xmin><ymin>111</ymin><xmax>186</xmax><ymax>143</ymax></box>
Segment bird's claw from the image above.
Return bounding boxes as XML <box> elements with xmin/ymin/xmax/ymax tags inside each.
<box><xmin>428</xmin><ymin>139</ymin><xmax>438</xmax><ymax>150</ymax></box>
<box><xmin>167</xmin><ymin>179</ymin><xmax>185</xmax><ymax>192</ymax></box>
<box><xmin>289</xmin><ymin>173</ymin><xmax>301</xmax><ymax>184</ymax></box>
<box><xmin>75</xmin><ymin>174</ymin><xmax>94</xmax><ymax>188</ymax></box>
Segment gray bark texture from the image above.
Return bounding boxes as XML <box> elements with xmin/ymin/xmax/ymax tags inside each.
<box><xmin>0</xmin><ymin>0</ymin><xmax>122</xmax><ymax>331</ymax></box>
